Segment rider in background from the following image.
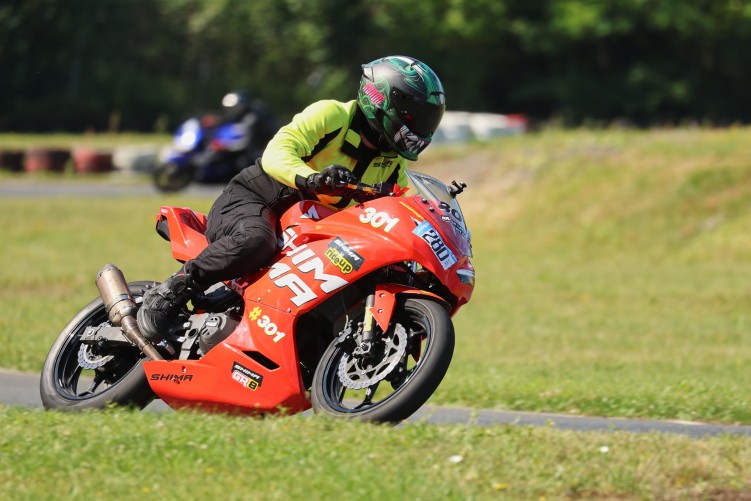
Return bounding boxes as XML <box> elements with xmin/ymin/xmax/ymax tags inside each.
<box><xmin>137</xmin><ymin>55</ymin><xmax>447</xmax><ymax>340</ymax></box>
<box><xmin>205</xmin><ymin>89</ymin><xmax>280</xmax><ymax>173</ymax></box>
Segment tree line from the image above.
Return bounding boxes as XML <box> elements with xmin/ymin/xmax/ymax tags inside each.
<box><xmin>2</xmin><ymin>0</ymin><xmax>750</xmax><ymax>132</ymax></box>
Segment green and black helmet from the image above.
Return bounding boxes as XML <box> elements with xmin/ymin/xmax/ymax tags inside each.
<box><xmin>357</xmin><ymin>55</ymin><xmax>446</xmax><ymax>161</ymax></box>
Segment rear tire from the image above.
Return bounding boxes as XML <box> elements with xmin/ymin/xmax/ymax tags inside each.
<box><xmin>311</xmin><ymin>298</ymin><xmax>454</xmax><ymax>423</ymax></box>
<box><xmin>40</xmin><ymin>281</ymin><xmax>156</xmax><ymax>411</ymax></box>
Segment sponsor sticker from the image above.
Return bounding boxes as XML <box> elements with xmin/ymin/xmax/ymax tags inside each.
<box><xmin>149</xmin><ymin>373</ymin><xmax>194</xmax><ymax>383</ymax></box>
<box><xmin>325</xmin><ymin>238</ymin><xmax>364</xmax><ymax>274</ymax></box>
<box><xmin>399</xmin><ymin>201</ymin><xmax>425</xmax><ymax>221</ymax></box>
<box><xmin>232</xmin><ymin>362</ymin><xmax>263</xmax><ymax>391</ymax></box>
<box><xmin>271</xmin><ymin>230</ymin><xmax>350</xmax><ymax>307</ymax></box>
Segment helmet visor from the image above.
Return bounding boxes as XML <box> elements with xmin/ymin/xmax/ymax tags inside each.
<box><xmin>392</xmin><ymin>88</ymin><xmax>445</xmax><ymax>137</ymax></box>
<box><xmin>379</xmin><ymin>110</ymin><xmax>430</xmax><ymax>161</ymax></box>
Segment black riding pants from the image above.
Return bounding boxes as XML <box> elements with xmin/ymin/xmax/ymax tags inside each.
<box><xmin>183</xmin><ymin>185</ymin><xmax>279</xmax><ymax>287</ymax></box>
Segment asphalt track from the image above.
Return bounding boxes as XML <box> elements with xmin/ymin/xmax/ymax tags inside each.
<box><xmin>3</xmin><ymin>369</ymin><xmax>750</xmax><ymax>437</ymax></box>
<box><xmin>3</xmin><ymin>180</ymin><xmax>751</xmax><ymax>437</ymax></box>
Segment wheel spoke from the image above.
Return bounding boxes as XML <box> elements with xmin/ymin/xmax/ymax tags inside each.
<box><xmin>82</xmin><ymin>372</ymin><xmax>106</xmax><ymax>396</ymax></box>
<box><xmin>63</xmin><ymin>363</ymin><xmax>83</xmax><ymax>394</ymax></box>
<box><xmin>408</xmin><ymin>325</ymin><xmax>426</xmax><ymax>362</ymax></box>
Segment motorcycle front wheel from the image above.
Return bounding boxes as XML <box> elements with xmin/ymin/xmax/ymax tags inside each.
<box><xmin>311</xmin><ymin>298</ymin><xmax>454</xmax><ymax>423</ymax></box>
<box><xmin>40</xmin><ymin>281</ymin><xmax>156</xmax><ymax>411</ymax></box>
<box><xmin>153</xmin><ymin>162</ymin><xmax>194</xmax><ymax>192</ymax></box>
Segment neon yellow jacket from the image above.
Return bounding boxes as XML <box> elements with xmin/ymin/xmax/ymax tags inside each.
<box><xmin>261</xmin><ymin>99</ymin><xmax>410</xmax><ymax>208</ymax></box>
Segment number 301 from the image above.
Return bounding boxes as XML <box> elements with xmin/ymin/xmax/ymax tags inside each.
<box><xmin>359</xmin><ymin>207</ymin><xmax>399</xmax><ymax>233</ymax></box>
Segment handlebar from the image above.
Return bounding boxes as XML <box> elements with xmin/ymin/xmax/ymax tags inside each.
<box><xmin>314</xmin><ymin>181</ymin><xmax>408</xmax><ymax>202</ymax></box>
<box><xmin>345</xmin><ymin>182</ymin><xmax>385</xmax><ymax>196</ymax></box>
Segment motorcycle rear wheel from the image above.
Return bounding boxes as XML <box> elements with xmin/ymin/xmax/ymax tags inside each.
<box><xmin>40</xmin><ymin>281</ymin><xmax>156</xmax><ymax>411</ymax></box>
<box><xmin>153</xmin><ymin>162</ymin><xmax>194</xmax><ymax>192</ymax></box>
<box><xmin>311</xmin><ymin>298</ymin><xmax>454</xmax><ymax>423</ymax></box>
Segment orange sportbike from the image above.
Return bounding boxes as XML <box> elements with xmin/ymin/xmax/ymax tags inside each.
<box><xmin>40</xmin><ymin>171</ymin><xmax>474</xmax><ymax>422</ymax></box>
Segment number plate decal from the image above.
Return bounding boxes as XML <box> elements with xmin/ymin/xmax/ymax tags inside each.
<box><xmin>412</xmin><ymin>221</ymin><xmax>457</xmax><ymax>270</ymax></box>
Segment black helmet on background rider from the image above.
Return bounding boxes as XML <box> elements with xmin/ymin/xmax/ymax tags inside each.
<box><xmin>221</xmin><ymin>90</ymin><xmax>252</xmax><ymax>122</ymax></box>
<box><xmin>357</xmin><ymin>55</ymin><xmax>446</xmax><ymax>161</ymax></box>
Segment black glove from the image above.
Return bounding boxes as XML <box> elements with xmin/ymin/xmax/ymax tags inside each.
<box><xmin>306</xmin><ymin>165</ymin><xmax>357</xmax><ymax>195</ymax></box>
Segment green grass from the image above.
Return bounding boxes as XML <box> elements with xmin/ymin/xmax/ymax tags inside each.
<box><xmin>0</xmin><ymin>195</ymin><xmax>212</xmax><ymax>370</ymax></box>
<box><xmin>1</xmin><ymin>406</ymin><xmax>750</xmax><ymax>500</ymax></box>
<box><xmin>3</xmin><ymin>127</ymin><xmax>751</xmax><ymax>423</ymax></box>
<box><xmin>3</xmin><ymin>127</ymin><xmax>751</xmax><ymax>498</ymax></box>
<box><xmin>422</xmin><ymin>127</ymin><xmax>751</xmax><ymax>424</ymax></box>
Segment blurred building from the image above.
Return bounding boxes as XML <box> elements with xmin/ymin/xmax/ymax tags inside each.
<box><xmin>433</xmin><ymin>112</ymin><xmax>528</xmax><ymax>144</ymax></box>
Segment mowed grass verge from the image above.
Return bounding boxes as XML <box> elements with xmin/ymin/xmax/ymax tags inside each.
<box><xmin>2</xmin><ymin>128</ymin><xmax>751</xmax><ymax>499</ymax></box>
<box><xmin>3</xmin><ymin>127</ymin><xmax>749</xmax><ymax>423</ymax></box>
<box><xmin>1</xmin><ymin>405</ymin><xmax>750</xmax><ymax>500</ymax></box>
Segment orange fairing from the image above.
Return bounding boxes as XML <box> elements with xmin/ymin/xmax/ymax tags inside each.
<box><xmin>369</xmin><ymin>283</ymin><xmax>448</xmax><ymax>332</ymax></box>
<box><xmin>156</xmin><ymin>206</ymin><xmax>209</xmax><ymax>262</ymax></box>
<box><xmin>244</xmin><ymin>195</ymin><xmax>473</xmax><ymax>316</ymax></box>
<box><xmin>143</xmin><ymin>309</ymin><xmax>311</xmax><ymax>415</ymax></box>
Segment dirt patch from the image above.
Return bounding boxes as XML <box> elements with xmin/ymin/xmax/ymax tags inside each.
<box><xmin>679</xmin><ymin>487</ymin><xmax>751</xmax><ymax>501</ymax></box>
<box><xmin>416</xmin><ymin>146</ymin><xmax>535</xmax><ymax>223</ymax></box>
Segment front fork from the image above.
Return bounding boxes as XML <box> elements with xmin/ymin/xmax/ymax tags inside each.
<box><xmin>353</xmin><ymin>283</ymin><xmax>445</xmax><ymax>356</ymax></box>
<box><xmin>355</xmin><ymin>294</ymin><xmax>377</xmax><ymax>357</ymax></box>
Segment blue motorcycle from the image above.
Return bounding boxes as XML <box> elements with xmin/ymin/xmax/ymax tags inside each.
<box><xmin>153</xmin><ymin>116</ymin><xmax>252</xmax><ymax>192</ymax></box>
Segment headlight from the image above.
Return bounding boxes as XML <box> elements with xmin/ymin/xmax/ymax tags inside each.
<box><xmin>457</xmin><ymin>268</ymin><xmax>475</xmax><ymax>286</ymax></box>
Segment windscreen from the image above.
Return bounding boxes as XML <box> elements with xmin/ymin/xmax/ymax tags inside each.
<box><xmin>405</xmin><ymin>170</ymin><xmax>472</xmax><ymax>257</ymax></box>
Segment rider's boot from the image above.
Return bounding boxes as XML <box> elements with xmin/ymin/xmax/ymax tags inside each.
<box><xmin>137</xmin><ymin>272</ymin><xmax>200</xmax><ymax>340</ymax></box>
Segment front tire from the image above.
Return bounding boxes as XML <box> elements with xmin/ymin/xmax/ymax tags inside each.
<box><xmin>311</xmin><ymin>298</ymin><xmax>454</xmax><ymax>423</ymax></box>
<box><xmin>40</xmin><ymin>281</ymin><xmax>156</xmax><ymax>411</ymax></box>
<box><xmin>153</xmin><ymin>162</ymin><xmax>194</xmax><ymax>192</ymax></box>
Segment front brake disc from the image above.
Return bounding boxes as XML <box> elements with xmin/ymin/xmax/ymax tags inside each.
<box><xmin>337</xmin><ymin>324</ymin><xmax>407</xmax><ymax>389</ymax></box>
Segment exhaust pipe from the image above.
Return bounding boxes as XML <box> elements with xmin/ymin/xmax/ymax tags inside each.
<box><xmin>96</xmin><ymin>264</ymin><xmax>164</xmax><ymax>361</ymax></box>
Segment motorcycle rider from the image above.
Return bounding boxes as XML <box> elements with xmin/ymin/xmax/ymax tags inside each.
<box><xmin>137</xmin><ymin>55</ymin><xmax>447</xmax><ymax>340</ymax></box>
